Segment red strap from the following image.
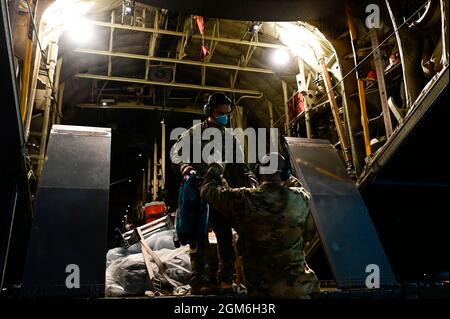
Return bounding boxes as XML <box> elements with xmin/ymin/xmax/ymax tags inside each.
<box><xmin>201</xmin><ymin>45</ymin><xmax>210</xmax><ymax>60</ymax></box>
<box><xmin>195</xmin><ymin>16</ymin><xmax>204</xmax><ymax>35</ymax></box>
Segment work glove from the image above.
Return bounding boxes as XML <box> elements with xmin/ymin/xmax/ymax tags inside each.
<box><xmin>181</xmin><ymin>165</ymin><xmax>196</xmax><ymax>180</ymax></box>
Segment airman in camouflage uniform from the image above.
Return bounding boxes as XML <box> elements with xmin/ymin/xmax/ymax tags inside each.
<box><xmin>200</xmin><ymin>153</ymin><xmax>320</xmax><ymax>298</ymax></box>
<box><xmin>171</xmin><ymin>93</ymin><xmax>257</xmax><ymax>294</ymax></box>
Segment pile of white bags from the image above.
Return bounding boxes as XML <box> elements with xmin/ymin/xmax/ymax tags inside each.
<box><xmin>105</xmin><ymin>228</ymin><xmax>191</xmax><ymax>297</ymax></box>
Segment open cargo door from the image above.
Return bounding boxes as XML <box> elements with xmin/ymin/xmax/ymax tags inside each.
<box><xmin>22</xmin><ymin>125</ymin><xmax>111</xmax><ymax>297</ymax></box>
<box><xmin>285</xmin><ymin>137</ymin><xmax>398</xmax><ymax>289</ymax></box>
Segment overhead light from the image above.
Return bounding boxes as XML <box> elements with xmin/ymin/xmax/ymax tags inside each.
<box><xmin>138</xmin><ymin>153</ymin><xmax>142</xmax><ymax>157</ymax></box>
<box><xmin>67</xmin><ymin>20</ymin><xmax>93</xmax><ymax>44</ymax></box>
<box><xmin>273</xmin><ymin>49</ymin><xmax>290</xmax><ymax>65</ymax></box>
<box><xmin>46</xmin><ymin>1</ymin><xmax>93</xmax><ymax>35</ymax></box>
<box><xmin>249</xmin><ymin>21</ymin><xmax>262</xmax><ymax>33</ymax></box>
<box><xmin>128</xmin><ymin>179</ymin><xmax>132</xmax><ymax>183</ymax></box>
<box><xmin>275</xmin><ymin>22</ymin><xmax>325</xmax><ymax>69</ymax></box>
<box><xmin>122</xmin><ymin>0</ymin><xmax>135</xmax><ymax>17</ymax></box>
<box><xmin>100</xmin><ymin>98</ymin><xmax>115</xmax><ymax>106</ymax></box>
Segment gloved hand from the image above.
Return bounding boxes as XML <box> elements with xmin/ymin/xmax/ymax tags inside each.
<box><xmin>247</xmin><ymin>175</ymin><xmax>259</xmax><ymax>188</ymax></box>
<box><xmin>181</xmin><ymin>165</ymin><xmax>196</xmax><ymax>180</ymax></box>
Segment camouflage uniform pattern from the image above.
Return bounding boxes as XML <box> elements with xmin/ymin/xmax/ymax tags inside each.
<box><xmin>171</xmin><ymin>121</ymin><xmax>256</xmax><ymax>286</ymax></box>
<box><xmin>284</xmin><ymin>174</ymin><xmax>304</xmax><ymax>188</ymax></box>
<box><xmin>201</xmin><ymin>162</ymin><xmax>320</xmax><ymax>298</ymax></box>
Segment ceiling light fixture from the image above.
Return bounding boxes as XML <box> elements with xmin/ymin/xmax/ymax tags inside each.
<box><xmin>272</xmin><ymin>49</ymin><xmax>290</xmax><ymax>65</ymax></box>
<box><xmin>249</xmin><ymin>21</ymin><xmax>263</xmax><ymax>33</ymax></box>
<box><xmin>122</xmin><ymin>0</ymin><xmax>135</xmax><ymax>25</ymax></box>
<box><xmin>123</xmin><ymin>0</ymin><xmax>135</xmax><ymax>15</ymax></box>
<box><xmin>67</xmin><ymin>20</ymin><xmax>93</xmax><ymax>44</ymax></box>
<box><xmin>100</xmin><ymin>98</ymin><xmax>115</xmax><ymax>106</ymax></box>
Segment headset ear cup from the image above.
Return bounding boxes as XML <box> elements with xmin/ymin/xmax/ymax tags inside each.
<box><xmin>281</xmin><ymin>168</ymin><xmax>289</xmax><ymax>181</ymax></box>
<box><xmin>283</xmin><ymin>168</ymin><xmax>291</xmax><ymax>181</ymax></box>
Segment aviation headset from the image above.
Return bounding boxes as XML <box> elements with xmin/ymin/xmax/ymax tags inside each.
<box><xmin>204</xmin><ymin>93</ymin><xmax>233</xmax><ymax>117</ymax></box>
<box><xmin>255</xmin><ymin>152</ymin><xmax>291</xmax><ymax>181</ymax></box>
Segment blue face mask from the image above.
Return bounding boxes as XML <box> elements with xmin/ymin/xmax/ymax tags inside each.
<box><xmin>215</xmin><ymin>114</ymin><xmax>228</xmax><ymax>126</ymax></box>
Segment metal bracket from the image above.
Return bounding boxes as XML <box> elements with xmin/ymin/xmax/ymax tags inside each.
<box><xmin>114</xmin><ymin>228</ymin><xmax>130</xmax><ymax>249</ymax></box>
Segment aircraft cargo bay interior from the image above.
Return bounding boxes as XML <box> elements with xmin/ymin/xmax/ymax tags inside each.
<box><xmin>0</xmin><ymin>0</ymin><xmax>448</xmax><ymax>301</ymax></box>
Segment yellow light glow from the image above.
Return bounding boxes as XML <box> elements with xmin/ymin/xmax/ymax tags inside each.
<box><xmin>273</xmin><ymin>49</ymin><xmax>290</xmax><ymax>65</ymax></box>
<box><xmin>275</xmin><ymin>22</ymin><xmax>326</xmax><ymax>71</ymax></box>
<box><xmin>67</xmin><ymin>19</ymin><xmax>93</xmax><ymax>44</ymax></box>
<box><xmin>42</xmin><ymin>0</ymin><xmax>95</xmax><ymax>45</ymax></box>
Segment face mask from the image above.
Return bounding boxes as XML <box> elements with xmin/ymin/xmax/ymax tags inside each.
<box><xmin>215</xmin><ymin>114</ymin><xmax>228</xmax><ymax>126</ymax></box>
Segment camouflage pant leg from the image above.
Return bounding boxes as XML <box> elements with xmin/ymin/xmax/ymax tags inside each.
<box><xmin>242</xmin><ymin>259</ymin><xmax>320</xmax><ymax>298</ymax></box>
<box><xmin>209</xmin><ymin>207</ymin><xmax>236</xmax><ymax>283</ymax></box>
